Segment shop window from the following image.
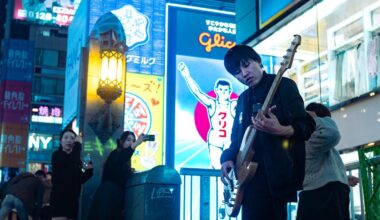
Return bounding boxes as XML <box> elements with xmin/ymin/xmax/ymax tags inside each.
<box><xmin>370</xmin><ymin>5</ymin><xmax>380</xmax><ymax>27</ymax></box>
<box><xmin>32</xmin><ymin>76</ymin><xmax>64</xmax><ymax>95</ymax></box>
<box><xmin>331</xmin><ymin>16</ymin><xmax>363</xmax><ymax>48</ymax></box>
<box><xmin>41</xmin><ymin>78</ymin><xmax>57</xmax><ymax>94</ymax></box>
<box><xmin>35</xmin><ymin>49</ymin><xmax>59</xmax><ymax>67</ymax></box>
<box><xmin>41</xmin><ymin>68</ymin><xmax>65</xmax><ymax>75</ymax></box>
<box><xmin>58</xmin><ymin>51</ymin><xmax>67</xmax><ymax>68</ymax></box>
<box><xmin>33</xmin><ymin>76</ymin><xmax>42</xmax><ymax>93</ymax></box>
<box><xmin>33</xmin><ymin>95</ymin><xmax>63</xmax><ymax>104</ymax></box>
<box><xmin>56</xmin><ymin>79</ymin><xmax>65</xmax><ymax>95</ymax></box>
<box><xmin>253</xmin><ymin>0</ymin><xmax>380</xmax><ymax>108</ymax></box>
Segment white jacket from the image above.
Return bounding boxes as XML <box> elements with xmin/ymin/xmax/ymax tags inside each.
<box><xmin>303</xmin><ymin>117</ymin><xmax>348</xmax><ymax>190</ymax></box>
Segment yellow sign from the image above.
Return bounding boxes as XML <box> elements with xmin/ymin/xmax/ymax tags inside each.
<box><xmin>0</xmin><ymin>122</ymin><xmax>28</xmax><ymax>168</ymax></box>
<box><xmin>124</xmin><ymin>73</ymin><xmax>164</xmax><ymax>171</ymax></box>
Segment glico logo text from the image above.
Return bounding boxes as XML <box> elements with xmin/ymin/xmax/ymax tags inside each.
<box><xmin>198</xmin><ymin>32</ymin><xmax>236</xmax><ymax>52</ymax></box>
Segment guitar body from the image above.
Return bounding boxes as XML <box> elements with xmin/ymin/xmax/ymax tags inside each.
<box><xmin>223</xmin><ymin>126</ymin><xmax>258</xmax><ymax>217</ymax></box>
<box><xmin>221</xmin><ymin>35</ymin><xmax>302</xmax><ymax>217</ymax></box>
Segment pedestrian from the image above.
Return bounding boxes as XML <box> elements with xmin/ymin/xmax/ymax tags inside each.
<box><xmin>87</xmin><ymin>131</ymin><xmax>146</xmax><ymax>220</ymax></box>
<box><xmin>297</xmin><ymin>102</ymin><xmax>351</xmax><ymax>220</ymax></box>
<box><xmin>0</xmin><ymin>172</ymin><xmax>44</xmax><ymax>220</ymax></box>
<box><xmin>50</xmin><ymin>129</ymin><xmax>93</xmax><ymax>220</ymax></box>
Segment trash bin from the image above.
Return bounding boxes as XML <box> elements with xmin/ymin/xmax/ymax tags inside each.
<box><xmin>124</xmin><ymin>165</ymin><xmax>181</xmax><ymax>220</ymax></box>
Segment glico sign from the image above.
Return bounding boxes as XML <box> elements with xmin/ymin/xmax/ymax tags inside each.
<box><xmin>198</xmin><ymin>32</ymin><xmax>236</xmax><ymax>53</ymax></box>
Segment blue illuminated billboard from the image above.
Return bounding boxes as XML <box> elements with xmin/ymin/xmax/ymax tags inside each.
<box><xmin>63</xmin><ymin>1</ymin><xmax>88</xmax><ymax>129</ymax></box>
<box><xmin>166</xmin><ymin>4</ymin><xmax>246</xmax><ymax>170</ymax></box>
<box><xmin>260</xmin><ymin>0</ymin><xmax>302</xmax><ymax>28</ymax></box>
<box><xmin>87</xmin><ymin>0</ymin><xmax>166</xmax><ymax>75</ymax></box>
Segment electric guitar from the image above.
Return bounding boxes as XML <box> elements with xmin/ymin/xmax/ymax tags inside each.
<box><xmin>222</xmin><ymin>35</ymin><xmax>302</xmax><ymax>217</ymax></box>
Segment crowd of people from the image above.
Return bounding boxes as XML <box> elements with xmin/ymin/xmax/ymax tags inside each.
<box><xmin>0</xmin><ymin>44</ymin><xmax>361</xmax><ymax>220</ymax></box>
<box><xmin>0</xmin><ymin>129</ymin><xmax>147</xmax><ymax>220</ymax></box>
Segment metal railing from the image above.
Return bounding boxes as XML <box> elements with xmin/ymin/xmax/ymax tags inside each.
<box><xmin>179</xmin><ymin>168</ymin><xmax>242</xmax><ymax>220</ymax></box>
<box><xmin>179</xmin><ymin>164</ymin><xmax>366</xmax><ymax>220</ymax></box>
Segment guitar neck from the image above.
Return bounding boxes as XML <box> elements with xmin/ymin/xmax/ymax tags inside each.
<box><xmin>261</xmin><ymin>66</ymin><xmax>285</xmax><ymax>114</ymax></box>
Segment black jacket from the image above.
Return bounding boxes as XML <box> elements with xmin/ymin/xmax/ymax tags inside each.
<box><xmin>220</xmin><ymin>72</ymin><xmax>315</xmax><ymax>201</ymax></box>
<box><xmin>51</xmin><ymin>142</ymin><xmax>93</xmax><ymax>218</ymax></box>
<box><xmin>102</xmin><ymin>147</ymin><xmax>135</xmax><ymax>188</ymax></box>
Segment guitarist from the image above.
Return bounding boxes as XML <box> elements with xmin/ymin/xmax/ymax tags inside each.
<box><xmin>220</xmin><ymin>45</ymin><xmax>315</xmax><ymax>220</ymax></box>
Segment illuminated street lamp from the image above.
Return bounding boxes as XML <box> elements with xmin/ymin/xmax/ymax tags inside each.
<box><xmin>89</xmin><ymin>29</ymin><xmax>127</xmax><ymax>144</ymax></box>
<box><xmin>97</xmin><ymin>29</ymin><xmax>126</xmax><ymax>103</ymax></box>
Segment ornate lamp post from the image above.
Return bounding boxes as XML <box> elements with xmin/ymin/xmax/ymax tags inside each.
<box><xmin>90</xmin><ymin>29</ymin><xmax>127</xmax><ymax>144</ymax></box>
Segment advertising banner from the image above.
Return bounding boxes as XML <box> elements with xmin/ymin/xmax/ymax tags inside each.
<box><xmin>0</xmin><ymin>39</ymin><xmax>34</xmax><ymax>82</ymax></box>
<box><xmin>13</xmin><ymin>0</ymin><xmax>81</xmax><ymax>26</ymax></box>
<box><xmin>28</xmin><ymin>133</ymin><xmax>55</xmax><ymax>151</ymax></box>
<box><xmin>124</xmin><ymin>73</ymin><xmax>164</xmax><ymax>171</ymax></box>
<box><xmin>167</xmin><ymin>5</ymin><xmax>245</xmax><ymax>170</ymax></box>
<box><xmin>0</xmin><ymin>123</ymin><xmax>28</xmax><ymax>168</ymax></box>
<box><xmin>0</xmin><ymin>81</ymin><xmax>32</xmax><ymax>124</ymax></box>
<box><xmin>88</xmin><ymin>0</ymin><xmax>166</xmax><ymax>75</ymax></box>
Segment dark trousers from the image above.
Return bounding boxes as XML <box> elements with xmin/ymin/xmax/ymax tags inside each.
<box><xmin>296</xmin><ymin>181</ymin><xmax>350</xmax><ymax>220</ymax></box>
<box><xmin>87</xmin><ymin>181</ymin><xmax>123</xmax><ymax>220</ymax></box>
<box><xmin>242</xmin><ymin>165</ymin><xmax>287</xmax><ymax>220</ymax></box>
<box><xmin>40</xmin><ymin>205</ymin><xmax>51</xmax><ymax>220</ymax></box>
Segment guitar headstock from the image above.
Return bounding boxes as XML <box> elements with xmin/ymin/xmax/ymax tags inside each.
<box><xmin>278</xmin><ymin>34</ymin><xmax>301</xmax><ymax>76</ymax></box>
<box><xmin>261</xmin><ymin>35</ymin><xmax>301</xmax><ymax>113</ymax></box>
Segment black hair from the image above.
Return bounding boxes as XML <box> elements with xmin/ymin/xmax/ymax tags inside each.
<box><xmin>35</xmin><ymin>170</ymin><xmax>46</xmax><ymax>178</ymax></box>
<box><xmin>59</xmin><ymin>128</ymin><xmax>77</xmax><ymax>141</ymax></box>
<box><xmin>117</xmin><ymin>131</ymin><xmax>136</xmax><ymax>149</ymax></box>
<box><xmin>215</xmin><ymin>79</ymin><xmax>231</xmax><ymax>88</ymax></box>
<box><xmin>305</xmin><ymin>102</ymin><xmax>331</xmax><ymax>117</ymax></box>
<box><xmin>224</xmin><ymin>45</ymin><xmax>262</xmax><ymax>75</ymax></box>
<box><xmin>8</xmin><ymin>169</ymin><xmax>17</xmax><ymax>179</ymax></box>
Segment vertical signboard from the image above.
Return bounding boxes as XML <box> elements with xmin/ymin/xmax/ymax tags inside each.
<box><xmin>166</xmin><ymin>5</ymin><xmax>244</xmax><ymax>170</ymax></box>
<box><xmin>81</xmin><ymin>1</ymin><xmax>166</xmax><ymax>171</ymax></box>
<box><xmin>124</xmin><ymin>73</ymin><xmax>164</xmax><ymax>171</ymax></box>
<box><xmin>0</xmin><ymin>81</ymin><xmax>31</xmax><ymax>124</ymax></box>
<box><xmin>0</xmin><ymin>39</ymin><xmax>33</xmax><ymax>168</ymax></box>
<box><xmin>63</xmin><ymin>1</ymin><xmax>88</xmax><ymax>128</ymax></box>
<box><xmin>0</xmin><ymin>123</ymin><xmax>28</xmax><ymax>168</ymax></box>
<box><xmin>81</xmin><ymin>0</ymin><xmax>166</xmax><ymax>159</ymax></box>
<box><xmin>71</xmin><ymin>1</ymin><xmax>166</xmax><ymax>218</ymax></box>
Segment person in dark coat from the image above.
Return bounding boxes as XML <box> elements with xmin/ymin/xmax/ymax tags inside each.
<box><xmin>35</xmin><ymin>170</ymin><xmax>53</xmax><ymax>220</ymax></box>
<box><xmin>0</xmin><ymin>169</ymin><xmax>17</xmax><ymax>203</ymax></box>
<box><xmin>0</xmin><ymin>172</ymin><xmax>44</xmax><ymax>220</ymax></box>
<box><xmin>51</xmin><ymin>129</ymin><xmax>93</xmax><ymax>220</ymax></box>
<box><xmin>87</xmin><ymin>131</ymin><xmax>146</xmax><ymax>220</ymax></box>
<box><xmin>220</xmin><ymin>45</ymin><xmax>315</xmax><ymax>220</ymax></box>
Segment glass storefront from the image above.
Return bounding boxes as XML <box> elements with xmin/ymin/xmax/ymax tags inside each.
<box><xmin>251</xmin><ymin>1</ymin><xmax>380</xmax><ymax>219</ymax></box>
<box><xmin>254</xmin><ymin>0</ymin><xmax>380</xmax><ymax>108</ymax></box>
